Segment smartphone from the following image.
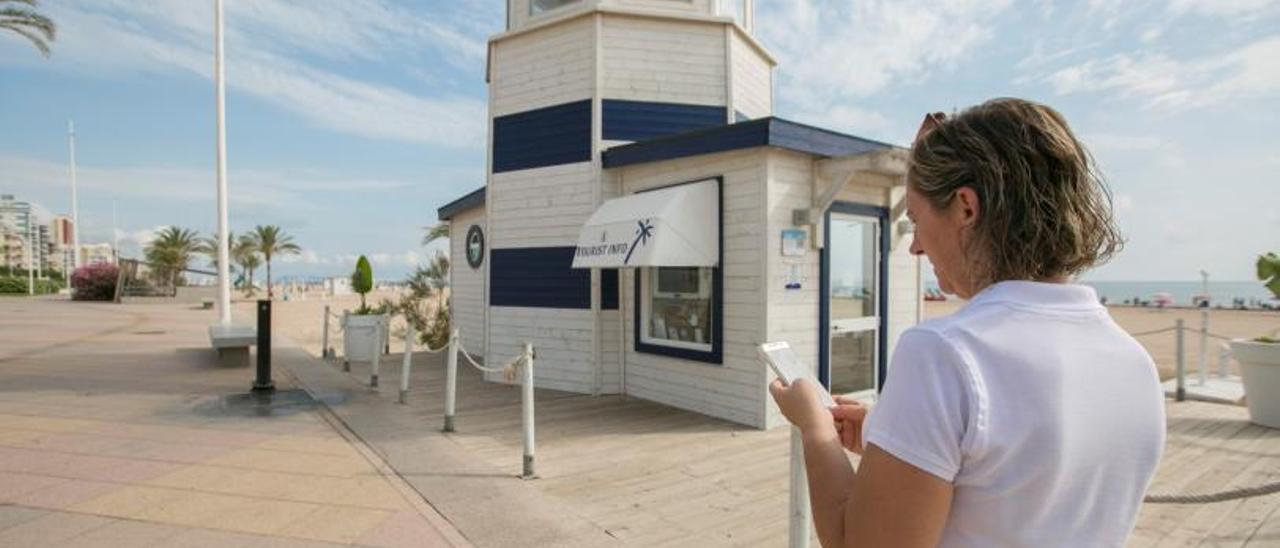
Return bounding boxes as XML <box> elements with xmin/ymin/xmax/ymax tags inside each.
<box><xmin>759</xmin><ymin>341</ymin><xmax>835</xmax><ymax>408</ymax></box>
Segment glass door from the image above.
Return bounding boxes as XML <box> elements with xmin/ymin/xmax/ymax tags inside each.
<box><xmin>827</xmin><ymin>213</ymin><xmax>880</xmax><ymax>398</ymax></box>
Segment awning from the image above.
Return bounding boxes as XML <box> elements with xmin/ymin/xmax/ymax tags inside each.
<box><xmin>572</xmin><ymin>179</ymin><xmax>718</xmax><ymax>269</ymax></box>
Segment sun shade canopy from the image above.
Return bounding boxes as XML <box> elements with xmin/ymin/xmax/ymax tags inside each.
<box><xmin>572</xmin><ymin>179</ymin><xmax>719</xmax><ymax>269</ymax></box>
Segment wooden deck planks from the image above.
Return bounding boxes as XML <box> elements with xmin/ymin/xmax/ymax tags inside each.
<box><xmin>337</xmin><ymin>350</ymin><xmax>1279</xmax><ymax>547</ymax></box>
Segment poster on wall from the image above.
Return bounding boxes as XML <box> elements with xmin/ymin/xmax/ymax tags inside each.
<box><xmin>781</xmin><ymin>229</ymin><xmax>806</xmax><ymax>257</ymax></box>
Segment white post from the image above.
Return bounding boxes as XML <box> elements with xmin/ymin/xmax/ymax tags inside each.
<box><xmin>399</xmin><ymin>324</ymin><xmax>415</xmax><ymax>404</ymax></box>
<box><xmin>789</xmin><ymin>427</ymin><xmax>811</xmax><ymax>548</ymax></box>
<box><xmin>370</xmin><ymin>318</ymin><xmax>382</xmax><ymax>388</ymax></box>
<box><xmin>1175</xmin><ymin>319</ymin><xmax>1186</xmax><ymax>402</ymax></box>
<box><xmin>1198</xmin><ymin>270</ymin><xmax>1209</xmax><ymax>386</ymax></box>
<box><xmin>26</xmin><ymin>221</ymin><xmax>34</xmax><ymax>295</ymax></box>
<box><xmin>444</xmin><ymin>328</ymin><xmax>458</xmax><ymax>432</ymax></box>
<box><xmin>68</xmin><ymin>120</ymin><xmax>80</xmax><ymax>271</ymax></box>
<box><xmin>322</xmin><ymin>305</ymin><xmax>331</xmax><ymax>359</ymax></box>
<box><xmin>521</xmin><ymin>341</ymin><xmax>536</xmax><ymax>479</ymax></box>
<box><xmin>342</xmin><ymin>310</ymin><xmax>351</xmax><ymax>372</ymax></box>
<box><xmin>111</xmin><ymin>198</ymin><xmax>119</xmax><ymax>263</ymax></box>
<box><xmin>213</xmin><ymin>0</ymin><xmax>232</xmax><ymax>327</ymax></box>
<box><xmin>35</xmin><ymin>223</ymin><xmax>42</xmax><ymax>287</ymax></box>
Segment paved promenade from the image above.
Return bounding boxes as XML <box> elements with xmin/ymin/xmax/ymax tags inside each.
<box><xmin>0</xmin><ymin>298</ymin><xmax>466</xmax><ymax>547</ymax></box>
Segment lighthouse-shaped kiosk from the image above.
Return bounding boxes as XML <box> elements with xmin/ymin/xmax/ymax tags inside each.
<box><xmin>438</xmin><ymin>0</ymin><xmax>923</xmax><ymax>429</ymax></box>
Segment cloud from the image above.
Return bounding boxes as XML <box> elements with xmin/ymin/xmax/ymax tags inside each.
<box><xmin>1168</xmin><ymin>0</ymin><xmax>1277</xmax><ymax>17</ymax></box>
<box><xmin>0</xmin><ymin>154</ymin><xmax>414</xmax><ymax>212</ymax></box>
<box><xmin>758</xmin><ymin>0</ymin><xmax>1013</xmax><ymax>134</ymax></box>
<box><xmin>1114</xmin><ymin>193</ymin><xmax>1135</xmax><ymax>213</ymax></box>
<box><xmin>1042</xmin><ymin>36</ymin><xmax>1280</xmax><ymax>109</ymax></box>
<box><xmin>0</xmin><ymin>1</ymin><xmax>488</xmax><ymax>148</ymax></box>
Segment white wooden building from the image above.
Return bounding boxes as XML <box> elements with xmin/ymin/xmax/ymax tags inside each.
<box><xmin>438</xmin><ymin>0</ymin><xmax>923</xmax><ymax>429</ymax></box>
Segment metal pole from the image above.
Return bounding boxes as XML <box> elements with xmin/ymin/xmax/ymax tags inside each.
<box><xmin>444</xmin><ymin>328</ymin><xmax>458</xmax><ymax>432</ymax></box>
<box><xmin>370</xmin><ymin>318</ymin><xmax>382</xmax><ymax>388</ymax></box>
<box><xmin>26</xmin><ymin>221</ymin><xmax>34</xmax><ymax>295</ymax></box>
<box><xmin>1175</xmin><ymin>319</ymin><xmax>1186</xmax><ymax>402</ymax></box>
<box><xmin>399</xmin><ymin>324</ymin><xmax>414</xmax><ymax>404</ymax></box>
<box><xmin>252</xmin><ymin>300</ymin><xmax>275</xmax><ymax>392</ymax></box>
<box><xmin>322</xmin><ymin>305</ymin><xmax>330</xmax><ymax>359</ymax></box>
<box><xmin>789</xmin><ymin>426</ymin><xmax>811</xmax><ymax>548</ymax></box>
<box><xmin>521</xmin><ymin>341</ymin><xmax>536</xmax><ymax>479</ymax></box>
<box><xmin>213</xmin><ymin>0</ymin><xmax>233</xmax><ymax>327</ymax></box>
<box><xmin>68</xmin><ymin>120</ymin><xmax>80</xmax><ymax>271</ymax></box>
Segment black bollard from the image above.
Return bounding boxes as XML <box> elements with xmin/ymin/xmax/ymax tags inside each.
<box><xmin>253</xmin><ymin>299</ymin><xmax>275</xmax><ymax>393</ymax></box>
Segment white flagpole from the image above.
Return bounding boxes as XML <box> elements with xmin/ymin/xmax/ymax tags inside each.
<box><xmin>68</xmin><ymin>120</ymin><xmax>80</xmax><ymax>271</ymax></box>
<box><xmin>214</xmin><ymin>0</ymin><xmax>232</xmax><ymax>326</ymax></box>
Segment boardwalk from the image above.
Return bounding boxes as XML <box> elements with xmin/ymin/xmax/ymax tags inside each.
<box><xmin>331</xmin><ymin>345</ymin><xmax>1280</xmax><ymax>547</ymax></box>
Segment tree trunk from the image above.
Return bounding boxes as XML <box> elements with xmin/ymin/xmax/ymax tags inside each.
<box><xmin>267</xmin><ymin>259</ymin><xmax>273</xmax><ymax>299</ymax></box>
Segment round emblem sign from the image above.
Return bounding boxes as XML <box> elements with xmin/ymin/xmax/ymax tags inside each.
<box><xmin>465</xmin><ymin>225</ymin><xmax>485</xmax><ymax>269</ymax></box>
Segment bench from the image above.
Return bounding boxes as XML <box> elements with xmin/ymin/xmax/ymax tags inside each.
<box><xmin>209</xmin><ymin>324</ymin><xmax>256</xmax><ymax>367</ymax></box>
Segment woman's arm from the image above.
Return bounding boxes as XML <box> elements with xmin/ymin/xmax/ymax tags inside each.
<box><xmin>773</xmin><ymin>380</ymin><xmax>955</xmax><ymax>547</ymax></box>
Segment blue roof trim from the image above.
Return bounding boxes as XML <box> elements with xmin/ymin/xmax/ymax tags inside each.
<box><xmin>602</xmin><ymin>117</ymin><xmax>900</xmax><ymax>169</ymax></box>
<box><xmin>437</xmin><ymin>186</ymin><xmax>486</xmax><ymax>221</ymax></box>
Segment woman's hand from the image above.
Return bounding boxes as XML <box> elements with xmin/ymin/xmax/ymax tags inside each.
<box><xmin>831</xmin><ymin>395</ymin><xmax>870</xmax><ymax>455</ymax></box>
<box><xmin>768</xmin><ymin>378</ymin><xmax>833</xmax><ymax>432</ymax></box>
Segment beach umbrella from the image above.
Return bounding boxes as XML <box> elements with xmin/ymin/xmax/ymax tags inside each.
<box><xmin>1152</xmin><ymin>292</ymin><xmax>1175</xmax><ymax>308</ymax></box>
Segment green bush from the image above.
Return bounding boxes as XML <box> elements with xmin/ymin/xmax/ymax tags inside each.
<box><xmin>0</xmin><ymin>277</ymin><xmax>63</xmax><ymax>294</ymax></box>
<box><xmin>351</xmin><ymin>255</ymin><xmax>374</xmax><ymax>313</ymax></box>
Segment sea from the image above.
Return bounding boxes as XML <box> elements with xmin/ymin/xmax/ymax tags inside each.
<box><xmin>924</xmin><ymin>280</ymin><xmax>1276</xmax><ymax>308</ymax></box>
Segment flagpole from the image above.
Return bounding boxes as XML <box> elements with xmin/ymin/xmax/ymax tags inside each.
<box><xmin>68</xmin><ymin>120</ymin><xmax>80</xmax><ymax>271</ymax></box>
<box><xmin>214</xmin><ymin>0</ymin><xmax>232</xmax><ymax>326</ymax></box>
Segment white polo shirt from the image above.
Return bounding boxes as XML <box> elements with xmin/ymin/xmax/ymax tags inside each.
<box><xmin>863</xmin><ymin>281</ymin><xmax>1165</xmax><ymax>548</ymax></box>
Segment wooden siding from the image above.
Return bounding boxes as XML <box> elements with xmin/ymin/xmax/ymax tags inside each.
<box><xmin>762</xmin><ymin>150</ymin><xmax>820</xmax><ymax>429</ymax></box>
<box><xmin>601</xmin><ymin>99</ymin><xmax>727</xmax><ymax>142</ymax></box>
<box><xmin>491</xmin><ymin>15</ymin><xmax>595</xmax><ymax>117</ymax></box>
<box><xmin>489</xmin><ymin>162</ymin><xmax>597</xmax><ymax>249</ymax></box>
<box><xmin>492</xmin><ymin>100</ymin><xmax>593</xmax><ymax>173</ymax></box>
<box><xmin>450</xmin><ymin>207</ymin><xmax>487</xmax><ymax>359</ymax></box>
<box><xmin>730</xmin><ymin>30</ymin><xmax>771</xmax><ymax>120</ymax></box>
<box><xmin>615</xmin><ymin>148</ymin><xmax>768</xmax><ymax>428</ymax></box>
<box><xmin>487</xmin><ymin>306</ymin><xmax>599</xmax><ymax>394</ymax></box>
<box><xmin>601</xmin><ymin>15</ymin><xmax>727</xmax><ymax>106</ymax></box>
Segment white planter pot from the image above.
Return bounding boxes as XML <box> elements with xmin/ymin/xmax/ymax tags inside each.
<box><xmin>1230</xmin><ymin>339</ymin><xmax>1280</xmax><ymax>429</ymax></box>
<box><xmin>343</xmin><ymin>314</ymin><xmax>387</xmax><ymax>363</ymax></box>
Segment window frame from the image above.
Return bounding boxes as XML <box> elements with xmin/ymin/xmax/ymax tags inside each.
<box><xmin>632</xmin><ymin>177</ymin><xmax>724</xmax><ymax>365</ymax></box>
<box><xmin>639</xmin><ymin>266</ymin><xmax>715</xmax><ymax>353</ymax></box>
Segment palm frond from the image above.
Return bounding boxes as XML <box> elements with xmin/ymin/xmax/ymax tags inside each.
<box><xmin>422</xmin><ymin>223</ymin><xmax>449</xmax><ymax>246</ymax></box>
<box><xmin>0</xmin><ymin>8</ymin><xmax>55</xmax><ymax>38</ymax></box>
<box><xmin>0</xmin><ymin>20</ymin><xmax>50</xmax><ymax>56</ymax></box>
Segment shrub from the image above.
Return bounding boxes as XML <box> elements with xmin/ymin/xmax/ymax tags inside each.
<box><xmin>71</xmin><ymin>263</ymin><xmax>120</xmax><ymax>301</ymax></box>
<box><xmin>351</xmin><ymin>255</ymin><xmax>374</xmax><ymax>313</ymax></box>
<box><xmin>0</xmin><ymin>277</ymin><xmax>63</xmax><ymax>294</ymax></box>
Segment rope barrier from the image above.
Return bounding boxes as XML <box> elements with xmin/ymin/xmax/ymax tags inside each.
<box><xmin>1145</xmin><ymin>481</ymin><xmax>1280</xmax><ymax>504</ymax></box>
<box><xmin>456</xmin><ymin>339</ymin><xmax>525</xmax><ymax>381</ymax></box>
<box><xmin>1131</xmin><ymin>325</ymin><xmax>1177</xmax><ymax>338</ymax></box>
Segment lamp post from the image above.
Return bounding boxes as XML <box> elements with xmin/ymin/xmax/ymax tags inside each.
<box><xmin>213</xmin><ymin>0</ymin><xmax>232</xmax><ymax>326</ymax></box>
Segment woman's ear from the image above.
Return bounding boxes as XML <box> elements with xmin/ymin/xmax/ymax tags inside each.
<box><xmin>953</xmin><ymin>187</ymin><xmax>980</xmax><ymax>228</ymax></box>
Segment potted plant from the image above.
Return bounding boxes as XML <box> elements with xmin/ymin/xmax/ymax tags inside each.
<box><xmin>1230</xmin><ymin>252</ymin><xmax>1280</xmax><ymax>428</ymax></box>
<box><xmin>342</xmin><ymin>255</ymin><xmax>388</xmax><ymax>363</ymax></box>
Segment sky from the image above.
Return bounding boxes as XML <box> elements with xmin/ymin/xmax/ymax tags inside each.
<box><xmin>1</xmin><ymin>0</ymin><xmax>1277</xmax><ymax>282</ymax></box>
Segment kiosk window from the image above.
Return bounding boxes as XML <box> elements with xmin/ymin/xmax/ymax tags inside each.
<box><xmin>641</xmin><ymin>267</ymin><xmax>714</xmax><ymax>352</ymax></box>
<box><xmin>530</xmin><ymin>0</ymin><xmax>581</xmax><ymax>15</ymax></box>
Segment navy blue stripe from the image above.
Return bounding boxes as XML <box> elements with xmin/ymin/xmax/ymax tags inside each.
<box><xmin>492</xmin><ymin>100</ymin><xmax>592</xmax><ymax>173</ymax></box>
<box><xmin>602</xmin><ymin>100</ymin><xmax>727</xmax><ymax>142</ymax></box>
<box><xmin>490</xmin><ymin>247</ymin><xmax>590</xmax><ymax>309</ymax></box>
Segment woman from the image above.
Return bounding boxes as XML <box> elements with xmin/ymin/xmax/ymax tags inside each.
<box><xmin>771</xmin><ymin>98</ymin><xmax>1165</xmax><ymax>547</ymax></box>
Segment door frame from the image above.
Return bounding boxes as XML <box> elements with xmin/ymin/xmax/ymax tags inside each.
<box><xmin>818</xmin><ymin>201</ymin><xmax>889</xmax><ymax>392</ymax></box>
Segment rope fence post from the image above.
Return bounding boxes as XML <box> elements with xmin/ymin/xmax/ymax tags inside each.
<box><xmin>1175</xmin><ymin>319</ymin><xmax>1186</xmax><ymax>402</ymax></box>
<box><xmin>370</xmin><ymin>318</ymin><xmax>383</xmax><ymax>388</ymax></box>
<box><xmin>399</xmin><ymin>324</ymin><xmax>415</xmax><ymax>404</ymax></box>
<box><xmin>789</xmin><ymin>426</ymin><xmax>811</xmax><ymax>548</ymax></box>
<box><xmin>322</xmin><ymin>305</ymin><xmax>331</xmax><ymax>359</ymax></box>
<box><xmin>444</xmin><ymin>328</ymin><xmax>458</xmax><ymax>433</ymax></box>
<box><xmin>1198</xmin><ymin>308</ymin><xmax>1209</xmax><ymax>386</ymax></box>
<box><xmin>521</xmin><ymin>341</ymin><xmax>536</xmax><ymax>480</ymax></box>
<box><xmin>342</xmin><ymin>310</ymin><xmax>351</xmax><ymax>372</ymax></box>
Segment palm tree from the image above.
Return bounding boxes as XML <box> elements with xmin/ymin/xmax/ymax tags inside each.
<box><xmin>251</xmin><ymin>225</ymin><xmax>300</xmax><ymax>299</ymax></box>
<box><xmin>197</xmin><ymin>232</ymin><xmax>239</xmax><ymax>273</ymax></box>
<box><xmin>422</xmin><ymin>223</ymin><xmax>449</xmax><ymax>246</ymax></box>
<box><xmin>235</xmin><ymin>234</ymin><xmax>261</xmax><ymax>296</ymax></box>
<box><xmin>144</xmin><ymin>226</ymin><xmax>201</xmax><ymax>287</ymax></box>
<box><xmin>2</xmin><ymin>0</ymin><xmax>56</xmax><ymax>57</ymax></box>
